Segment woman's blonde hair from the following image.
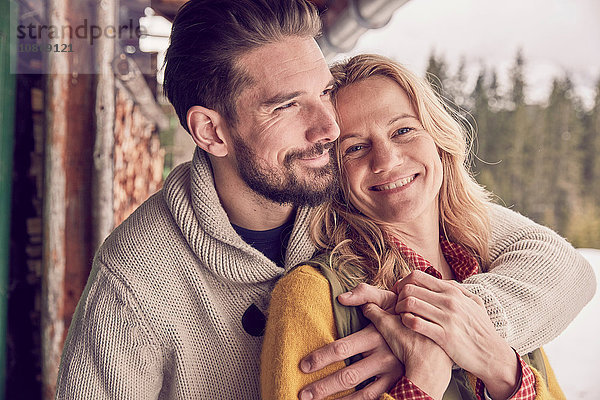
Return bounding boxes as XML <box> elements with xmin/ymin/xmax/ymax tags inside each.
<box><xmin>310</xmin><ymin>54</ymin><xmax>492</xmax><ymax>290</ymax></box>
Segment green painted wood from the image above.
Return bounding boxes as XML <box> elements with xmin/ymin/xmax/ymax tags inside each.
<box><xmin>0</xmin><ymin>1</ymin><xmax>17</xmax><ymax>398</ymax></box>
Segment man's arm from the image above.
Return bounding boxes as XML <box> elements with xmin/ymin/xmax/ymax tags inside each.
<box><xmin>463</xmin><ymin>204</ymin><xmax>596</xmax><ymax>354</ymax></box>
<box><xmin>55</xmin><ymin>259</ymin><xmax>163</xmax><ymax>399</ymax></box>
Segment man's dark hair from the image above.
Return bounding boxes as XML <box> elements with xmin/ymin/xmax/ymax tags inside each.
<box><xmin>163</xmin><ymin>0</ymin><xmax>321</xmax><ymax>131</ymax></box>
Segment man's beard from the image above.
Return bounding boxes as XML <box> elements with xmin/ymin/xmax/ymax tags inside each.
<box><xmin>231</xmin><ymin>134</ymin><xmax>338</xmax><ymax>207</ymax></box>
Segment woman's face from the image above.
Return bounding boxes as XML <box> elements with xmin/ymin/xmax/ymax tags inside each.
<box><xmin>336</xmin><ymin>76</ymin><xmax>443</xmax><ymax>227</ymax></box>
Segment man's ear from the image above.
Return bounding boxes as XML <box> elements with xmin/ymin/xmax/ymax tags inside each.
<box><xmin>186</xmin><ymin>106</ymin><xmax>229</xmax><ymax>157</ymax></box>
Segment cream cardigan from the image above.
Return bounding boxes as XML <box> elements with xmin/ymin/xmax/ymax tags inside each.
<box><xmin>55</xmin><ymin>148</ymin><xmax>595</xmax><ymax>399</ymax></box>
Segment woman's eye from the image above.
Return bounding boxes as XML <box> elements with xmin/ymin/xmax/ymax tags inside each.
<box><xmin>345</xmin><ymin>144</ymin><xmax>364</xmax><ymax>154</ymax></box>
<box><xmin>395</xmin><ymin>127</ymin><xmax>413</xmax><ymax>136</ymax></box>
<box><xmin>321</xmin><ymin>87</ymin><xmax>333</xmax><ymax>96</ymax></box>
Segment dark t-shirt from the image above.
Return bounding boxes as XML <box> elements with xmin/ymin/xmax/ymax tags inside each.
<box><xmin>233</xmin><ymin>214</ymin><xmax>296</xmax><ymax>336</ymax></box>
<box><xmin>232</xmin><ymin>216</ymin><xmax>295</xmax><ymax>268</ymax></box>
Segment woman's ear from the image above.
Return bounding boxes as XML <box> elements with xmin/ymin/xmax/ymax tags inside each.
<box><xmin>186</xmin><ymin>106</ymin><xmax>229</xmax><ymax>157</ymax></box>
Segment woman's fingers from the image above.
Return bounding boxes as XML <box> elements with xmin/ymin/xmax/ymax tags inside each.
<box><xmin>393</xmin><ymin>270</ymin><xmax>450</xmax><ymax>294</ymax></box>
<box><xmin>361</xmin><ymin>303</ymin><xmax>394</xmax><ymax>331</ymax></box>
<box><xmin>394</xmin><ymin>284</ymin><xmax>447</xmax><ymax>320</ymax></box>
<box><xmin>338</xmin><ymin>283</ymin><xmax>397</xmax><ymax>312</ymax></box>
<box><xmin>361</xmin><ymin>303</ymin><xmax>410</xmax><ymax>362</ymax></box>
<box><xmin>400</xmin><ymin>312</ymin><xmax>445</xmax><ymax>345</ymax></box>
<box><xmin>361</xmin><ymin>302</ymin><xmax>453</xmax><ymax>398</ymax></box>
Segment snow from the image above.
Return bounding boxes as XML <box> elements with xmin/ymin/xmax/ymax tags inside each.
<box><xmin>543</xmin><ymin>249</ymin><xmax>600</xmax><ymax>399</ymax></box>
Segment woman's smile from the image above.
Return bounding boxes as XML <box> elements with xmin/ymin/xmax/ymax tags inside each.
<box><xmin>370</xmin><ymin>174</ymin><xmax>417</xmax><ymax>191</ymax></box>
<box><xmin>336</xmin><ymin>76</ymin><xmax>443</xmax><ymax>227</ymax></box>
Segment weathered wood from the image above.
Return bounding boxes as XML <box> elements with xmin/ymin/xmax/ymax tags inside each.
<box><xmin>42</xmin><ymin>0</ymin><xmax>95</xmax><ymax>398</ymax></box>
<box><xmin>41</xmin><ymin>6</ymin><xmax>69</xmax><ymax>394</ymax></box>
<box><xmin>93</xmin><ymin>0</ymin><xmax>117</xmax><ymax>249</ymax></box>
<box><xmin>114</xmin><ymin>53</ymin><xmax>169</xmax><ymax>131</ymax></box>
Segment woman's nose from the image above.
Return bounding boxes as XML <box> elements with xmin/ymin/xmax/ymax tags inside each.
<box><xmin>370</xmin><ymin>141</ymin><xmax>403</xmax><ymax>174</ymax></box>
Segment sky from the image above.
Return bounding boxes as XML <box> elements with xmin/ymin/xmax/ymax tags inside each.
<box><xmin>332</xmin><ymin>0</ymin><xmax>600</xmax><ymax>107</ymax></box>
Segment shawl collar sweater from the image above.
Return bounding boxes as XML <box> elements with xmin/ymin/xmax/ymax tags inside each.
<box><xmin>56</xmin><ymin>149</ymin><xmax>315</xmax><ymax>399</ymax></box>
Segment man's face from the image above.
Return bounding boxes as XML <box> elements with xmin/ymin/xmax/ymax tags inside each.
<box><xmin>229</xmin><ymin>36</ymin><xmax>340</xmax><ymax>207</ymax></box>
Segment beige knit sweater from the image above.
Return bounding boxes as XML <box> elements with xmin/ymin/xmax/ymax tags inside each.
<box><xmin>55</xmin><ymin>148</ymin><xmax>595</xmax><ymax>399</ymax></box>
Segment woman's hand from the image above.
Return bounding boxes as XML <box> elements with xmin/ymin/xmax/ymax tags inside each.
<box><xmin>339</xmin><ymin>282</ymin><xmax>452</xmax><ymax>400</ymax></box>
<box><xmin>361</xmin><ymin>303</ymin><xmax>453</xmax><ymax>400</ymax></box>
<box><xmin>393</xmin><ymin>270</ymin><xmax>521</xmax><ymax>399</ymax></box>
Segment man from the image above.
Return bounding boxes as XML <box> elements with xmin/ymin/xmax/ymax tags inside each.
<box><xmin>55</xmin><ymin>0</ymin><xmax>595</xmax><ymax>398</ymax></box>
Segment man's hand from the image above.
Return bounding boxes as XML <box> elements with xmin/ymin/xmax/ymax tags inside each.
<box><xmin>299</xmin><ymin>324</ymin><xmax>402</xmax><ymax>400</ymax></box>
<box><xmin>298</xmin><ymin>284</ymin><xmax>402</xmax><ymax>400</ymax></box>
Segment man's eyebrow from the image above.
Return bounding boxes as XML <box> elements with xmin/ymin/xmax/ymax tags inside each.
<box><xmin>260</xmin><ymin>81</ymin><xmax>334</xmax><ymax>109</ymax></box>
<box><xmin>388</xmin><ymin>113</ymin><xmax>418</xmax><ymax>125</ymax></box>
<box><xmin>260</xmin><ymin>91</ymin><xmax>304</xmax><ymax>108</ymax></box>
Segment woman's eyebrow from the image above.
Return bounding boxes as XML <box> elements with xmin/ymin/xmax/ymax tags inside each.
<box><xmin>387</xmin><ymin>113</ymin><xmax>418</xmax><ymax>126</ymax></box>
<box><xmin>340</xmin><ymin>133</ymin><xmax>361</xmax><ymax>143</ymax></box>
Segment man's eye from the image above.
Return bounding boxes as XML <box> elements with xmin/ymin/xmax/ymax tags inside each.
<box><xmin>275</xmin><ymin>102</ymin><xmax>295</xmax><ymax>111</ymax></box>
<box><xmin>321</xmin><ymin>87</ymin><xmax>333</xmax><ymax>96</ymax></box>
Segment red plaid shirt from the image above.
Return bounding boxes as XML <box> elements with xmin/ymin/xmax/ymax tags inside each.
<box><xmin>387</xmin><ymin>237</ymin><xmax>536</xmax><ymax>400</ymax></box>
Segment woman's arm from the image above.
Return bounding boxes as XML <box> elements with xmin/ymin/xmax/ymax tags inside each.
<box><xmin>463</xmin><ymin>204</ymin><xmax>596</xmax><ymax>354</ymax></box>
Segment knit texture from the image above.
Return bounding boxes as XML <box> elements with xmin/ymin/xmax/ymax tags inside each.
<box><xmin>55</xmin><ymin>148</ymin><xmax>316</xmax><ymax>399</ymax></box>
<box><xmin>55</xmin><ymin>146</ymin><xmax>595</xmax><ymax>399</ymax></box>
<box><xmin>466</xmin><ymin>204</ymin><xmax>596</xmax><ymax>354</ymax></box>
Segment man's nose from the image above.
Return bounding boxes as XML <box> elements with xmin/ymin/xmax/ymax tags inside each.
<box><xmin>305</xmin><ymin>101</ymin><xmax>340</xmax><ymax>144</ymax></box>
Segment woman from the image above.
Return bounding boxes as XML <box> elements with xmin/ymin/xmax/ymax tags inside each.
<box><xmin>260</xmin><ymin>54</ymin><xmax>565</xmax><ymax>400</ymax></box>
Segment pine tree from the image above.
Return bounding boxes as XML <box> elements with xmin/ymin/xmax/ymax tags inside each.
<box><xmin>449</xmin><ymin>56</ymin><xmax>469</xmax><ymax>111</ymax></box>
<box><xmin>543</xmin><ymin>76</ymin><xmax>585</xmax><ymax>234</ymax></box>
<box><xmin>509</xmin><ymin>49</ymin><xmax>526</xmax><ymax>108</ymax></box>
<box><xmin>425</xmin><ymin>51</ymin><xmax>449</xmax><ymax>97</ymax></box>
<box><xmin>500</xmin><ymin>50</ymin><xmax>529</xmax><ymax>209</ymax></box>
<box><xmin>572</xmin><ymin>76</ymin><xmax>600</xmax><ymax>247</ymax></box>
<box><xmin>488</xmin><ymin>69</ymin><xmax>502</xmax><ymax>111</ymax></box>
<box><xmin>582</xmin><ymin>77</ymin><xmax>600</xmax><ymax>202</ymax></box>
<box><xmin>470</xmin><ymin>68</ymin><xmax>490</xmax><ymax>168</ymax></box>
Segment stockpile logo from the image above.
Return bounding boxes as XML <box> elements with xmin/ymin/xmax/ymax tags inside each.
<box><xmin>11</xmin><ymin>0</ymin><xmax>151</xmax><ymax>74</ymax></box>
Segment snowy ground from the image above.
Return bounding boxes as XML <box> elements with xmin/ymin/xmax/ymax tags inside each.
<box><xmin>543</xmin><ymin>249</ymin><xmax>600</xmax><ymax>399</ymax></box>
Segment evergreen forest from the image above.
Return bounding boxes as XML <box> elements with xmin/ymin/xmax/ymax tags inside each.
<box><xmin>425</xmin><ymin>50</ymin><xmax>600</xmax><ymax>248</ymax></box>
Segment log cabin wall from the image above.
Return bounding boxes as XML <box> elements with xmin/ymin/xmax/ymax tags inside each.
<box><xmin>113</xmin><ymin>84</ymin><xmax>164</xmax><ymax>227</ymax></box>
